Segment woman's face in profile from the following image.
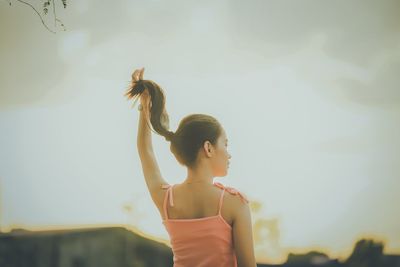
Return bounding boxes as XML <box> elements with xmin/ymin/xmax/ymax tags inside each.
<box><xmin>212</xmin><ymin>128</ymin><xmax>231</xmax><ymax>177</ymax></box>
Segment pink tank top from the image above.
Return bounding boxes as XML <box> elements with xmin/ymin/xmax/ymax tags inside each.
<box><xmin>161</xmin><ymin>182</ymin><xmax>249</xmax><ymax>267</ymax></box>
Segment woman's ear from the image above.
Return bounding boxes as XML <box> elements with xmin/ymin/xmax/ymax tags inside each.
<box><xmin>203</xmin><ymin>141</ymin><xmax>212</xmax><ymax>157</ymax></box>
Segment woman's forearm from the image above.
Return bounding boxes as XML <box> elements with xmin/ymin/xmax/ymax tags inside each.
<box><xmin>137</xmin><ymin>111</ymin><xmax>154</xmax><ymax>154</ymax></box>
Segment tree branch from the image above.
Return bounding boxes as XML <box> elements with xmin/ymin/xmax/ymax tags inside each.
<box><xmin>52</xmin><ymin>0</ymin><xmax>56</xmax><ymax>29</ymax></box>
<box><xmin>15</xmin><ymin>0</ymin><xmax>56</xmax><ymax>33</ymax></box>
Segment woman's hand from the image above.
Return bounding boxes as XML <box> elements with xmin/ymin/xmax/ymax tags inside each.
<box><xmin>131</xmin><ymin>67</ymin><xmax>151</xmax><ymax>119</ymax></box>
<box><xmin>131</xmin><ymin>67</ymin><xmax>144</xmax><ymax>84</ymax></box>
<box><xmin>140</xmin><ymin>89</ymin><xmax>151</xmax><ymax>119</ymax></box>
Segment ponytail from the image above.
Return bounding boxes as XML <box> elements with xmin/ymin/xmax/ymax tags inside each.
<box><xmin>124</xmin><ymin>79</ymin><xmax>174</xmax><ymax>142</ymax></box>
<box><xmin>125</xmin><ymin>78</ymin><xmax>222</xmax><ymax>169</ymax></box>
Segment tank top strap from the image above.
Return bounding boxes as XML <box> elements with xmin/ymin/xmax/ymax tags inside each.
<box><xmin>213</xmin><ymin>181</ymin><xmax>250</xmax><ymax>204</ymax></box>
<box><xmin>161</xmin><ymin>184</ymin><xmax>175</xmax><ymax>220</ymax></box>
<box><xmin>217</xmin><ymin>187</ymin><xmax>226</xmax><ymax>215</ymax></box>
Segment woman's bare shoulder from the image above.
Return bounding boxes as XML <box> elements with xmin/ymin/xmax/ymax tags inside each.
<box><xmin>214</xmin><ymin>182</ymin><xmax>250</xmax><ymax>204</ymax></box>
<box><xmin>214</xmin><ymin>182</ymin><xmax>250</xmax><ymax>219</ymax></box>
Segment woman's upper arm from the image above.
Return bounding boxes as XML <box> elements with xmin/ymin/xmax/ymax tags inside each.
<box><xmin>232</xmin><ymin>197</ymin><xmax>257</xmax><ymax>267</ymax></box>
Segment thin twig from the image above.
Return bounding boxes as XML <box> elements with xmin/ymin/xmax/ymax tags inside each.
<box><xmin>52</xmin><ymin>0</ymin><xmax>56</xmax><ymax>29</ymax></box>
<box><xmin>56</xmin><ymin>18</ymin><xmax>66</xmax><ymax>31</ymax></box>
<box><xmin>15</xmin><ymin>0</ymin><xmax>56</xmax><ymax>33</ymax></box>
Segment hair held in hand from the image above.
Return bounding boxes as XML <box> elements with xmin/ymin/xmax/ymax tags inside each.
<box><xmin>124</xmin><ymin>79</ymin><xmax>223</xmax><ymax>169</ymax></box>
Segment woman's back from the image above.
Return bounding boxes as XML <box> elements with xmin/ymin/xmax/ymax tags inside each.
<box><xmin>129</xmin><ymin>69</ymin><xmax>256</xmax><ymax>266</ymax></box>
<box><xmin>161</xmin><ymin>182</ymin><xmax>256</xmax><ymax>267</ymax></box>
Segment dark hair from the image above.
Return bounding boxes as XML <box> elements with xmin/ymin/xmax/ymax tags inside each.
<box><xmin>124</xmin><ymin>79</ymin><xmax>222</xmax><ymax>169</ymax></box>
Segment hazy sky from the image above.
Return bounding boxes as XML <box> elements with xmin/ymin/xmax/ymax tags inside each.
<box><xmin>1</xmin><ymin>0</ymin><xmax>399</xmax><ymax>264</ymax></box>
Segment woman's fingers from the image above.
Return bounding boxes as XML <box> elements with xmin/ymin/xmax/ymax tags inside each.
<box><xmin>131</xmin><ymin>67</ymin><xmax>145</xmax><ymax>82</ymax></box>
<box><xmin>139</xmin><ymin>67</ymin><xmax>145</xmax><ymax>80</ymax></box>
<box><xmin>131</xmin><ymin>69</ymin><xmax>142</xmax><ymax>82</ymax></box>
<box><xmin>131</xmin><ymin>70</ymin><xmax>137</xmax><ymax>81</ymax></box>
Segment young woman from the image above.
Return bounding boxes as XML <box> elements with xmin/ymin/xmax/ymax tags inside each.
<box><xmin>124</xmin><ymin>67</ymin><xmax>257</xmax><ymax>267</ymax></box>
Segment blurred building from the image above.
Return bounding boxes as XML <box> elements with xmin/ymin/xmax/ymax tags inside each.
<box><xmin>0</xmin><ymin>226</ymin><xmax>173</xmax><ymax>267</ymax></box>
